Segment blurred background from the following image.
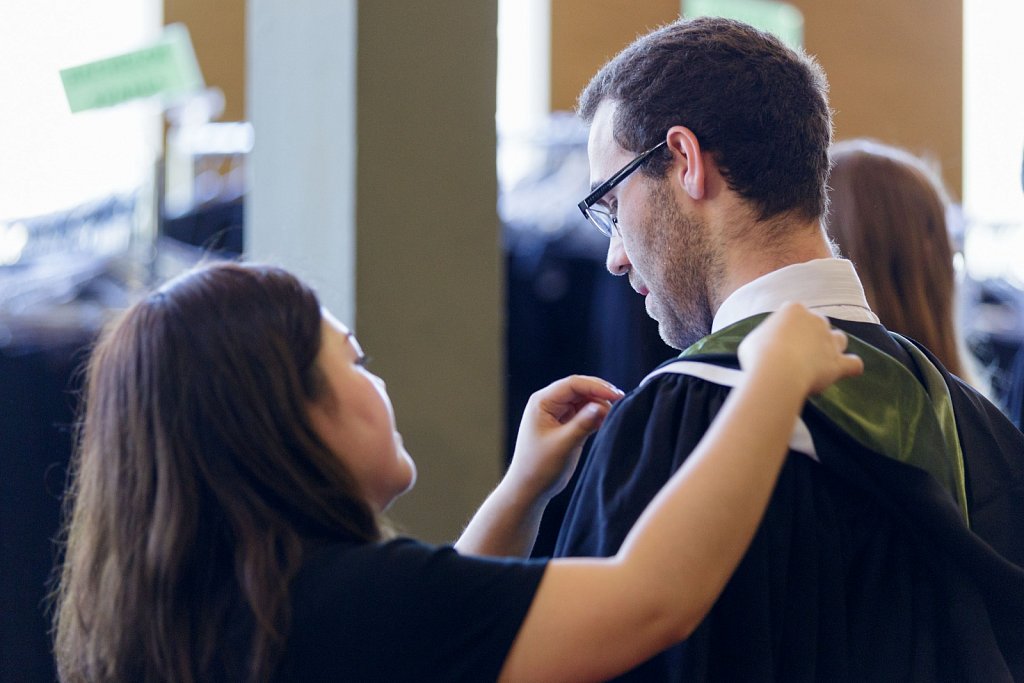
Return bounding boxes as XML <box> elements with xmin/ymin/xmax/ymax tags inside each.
<box><xmin>2</xmin><ymin>1</ymin><xmax>1022</xmax><ymax>680</ymax></box>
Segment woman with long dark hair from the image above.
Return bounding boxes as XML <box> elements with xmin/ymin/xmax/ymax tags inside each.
<box><xmin>827</xmin><ymin>139</ymin><xmax>983</xmax><ymax>386</ymax></box>
<box><xmin>53</xmin><ymin>261</ymin><xmax>860</xmax><ymax>682</ymax></box>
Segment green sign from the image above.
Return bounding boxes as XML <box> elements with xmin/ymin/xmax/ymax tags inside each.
<box><xmin>60</xmin><ymin>23</ymin><xmax>204</xmax><ymax>113</ymax></box>
<box><xmin>684</xmin><ymin>0</ymin><xmax>804</xmax><ymax>49</ymax></box>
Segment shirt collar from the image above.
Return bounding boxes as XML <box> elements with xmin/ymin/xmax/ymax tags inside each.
<box><xmin>712</xmin><ymin>258</ymin><xmax>880</xmax><ymax>332</ymax></box>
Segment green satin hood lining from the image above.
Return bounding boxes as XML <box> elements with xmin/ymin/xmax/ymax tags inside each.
<box><xmin>681</xmin><ymin>315</ymin><xmax>969</xmax><ymax>525</ymax></box>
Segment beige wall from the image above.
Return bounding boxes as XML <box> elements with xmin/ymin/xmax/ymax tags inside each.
<box><xmin>550</xmin><ymin>0</ymin><xmax>964</xmax><ymax>196</ymax></box>
<box><xmin>355</xmin><ymin>2</ymin><xmax>502</xmax><ymax>542</ymax></box>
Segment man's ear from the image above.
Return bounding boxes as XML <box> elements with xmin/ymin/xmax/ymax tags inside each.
<box><xmin>666</xmin><ymin>126</ymin><xmax>705</xmax><ymax>200</ymax></box>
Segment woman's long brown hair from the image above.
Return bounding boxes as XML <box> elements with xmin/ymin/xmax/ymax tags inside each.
<box><xmin>827</xmin><ymin>139</ymin><xmax>975</xmax><ymax>382</ymax></box>
<box><xmin>53</xmin><ymin>262</ymin><xmax>380</xmax><ymax>682</ymax></box>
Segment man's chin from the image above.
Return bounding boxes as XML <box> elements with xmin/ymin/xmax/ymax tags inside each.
<box><xmin>642</xmin><ymin>291</ymin><xmax>707</xmax><ymax>349</ymax></box>
<box><xmin>650</xmin><ymin>317</ymin><xmax>677</xmax><ymax>350</ymax></box>
<box><xmin>654</xmin><ymin>315</ymin><xmax>710</xmax><ymax>351</ymax></box>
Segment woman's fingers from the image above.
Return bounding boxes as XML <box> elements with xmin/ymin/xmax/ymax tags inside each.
<box><xmin>534</xmin><ymin>376</ymin><xmax>624</xmax><ymax>422</ymax></box>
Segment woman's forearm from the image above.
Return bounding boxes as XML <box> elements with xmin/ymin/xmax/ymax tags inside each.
<box><xmin>615</xmin><ymin>361</ymin><xmax>808</xmax><ymax>635</ymax></box>
<box><xmin>456</xmin><ymin>377</ymin><xmax>619</xmax><ymax>557</ymax></box>
<box><xmin>455</xmin><ymin>480</ymin><xmax>547</xmax><ymax>557</ymax></box>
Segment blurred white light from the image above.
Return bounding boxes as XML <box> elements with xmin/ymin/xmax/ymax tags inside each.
<box><xmin>963</xmin><ymin>0</ymin><xmax>1024</xmax><ymax>226</ymax></box>
<box><xmin>0</xmin><ymin>0</ymin><xmax>160</xmax><ymax>223</ymax></box>
<box><xmin>0</xmin><ymin>222</ymin><xmax>30</xmax><ymax>265</ymax></box>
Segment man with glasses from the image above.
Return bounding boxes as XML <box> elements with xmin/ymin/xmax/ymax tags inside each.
<box><xmin>552</xmin><ymin>16</ymin><xmax>1024</xmax><ymax>682</ymax></box>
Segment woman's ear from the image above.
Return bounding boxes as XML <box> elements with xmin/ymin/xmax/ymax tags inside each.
<box><xmin>306</xmin><ymin>368</ymin><xmax>341</xmax><ymax>450</ymax></box>
<box><xmin>306</xmin><ymin>396</ymin><xmax>335</xmax><ymax>447</ymax></box>
<box><xmin>666</xmin><ymin>126</ymin><xmax>705</xmax><ymax>201</ymax></box>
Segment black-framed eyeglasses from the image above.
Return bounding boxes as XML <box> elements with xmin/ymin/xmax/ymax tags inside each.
<box><xmin>577</xmin><ymin>139</ymin><xmax>668</xmax><ymax>237</ymax></box>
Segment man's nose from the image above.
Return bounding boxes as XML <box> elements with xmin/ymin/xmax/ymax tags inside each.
<box><xmin>606</xmin><ymin>234</ymin><xmax>630</xmax><ymax>276</ymax></box>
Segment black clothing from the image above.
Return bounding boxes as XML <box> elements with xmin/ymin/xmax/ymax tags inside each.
<box><xmin>273</xmin><ymin>538</ymin><xmax>547</xmax><ymax>682</ymax></box>
<box><xmin>554</xmin><ymin>319</ymin><xmax>1024</xmax><ymax>681</ymax></box>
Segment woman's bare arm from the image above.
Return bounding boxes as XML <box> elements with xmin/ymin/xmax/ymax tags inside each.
<box><xmin>456</xmin><ymin>376</ymin><xmax>622</xmax><ymax>557</ymax></box>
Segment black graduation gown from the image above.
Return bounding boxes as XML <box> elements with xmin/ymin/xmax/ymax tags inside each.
<box><xmin>553</xmin><ymin>319</ymin><xmax>1024</xmax><ymax>682</ymax></box>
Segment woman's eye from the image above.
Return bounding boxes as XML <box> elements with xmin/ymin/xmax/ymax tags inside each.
<box><xmin>355</xmin><ymin>355</ymin><xmax>373</xmax><ymax>368</ymax></box>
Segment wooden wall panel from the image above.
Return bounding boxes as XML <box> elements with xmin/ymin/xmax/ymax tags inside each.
<box><xmin>550</xmin><ymin>0</ymin><xmax>680</xmax><ymax>112</ymax></box>
<box><xmin>796</xmin><ymin>0</ymin><xmax>962</xmax><ymax>196</ymax></box>
<box><xmin>550</xmin><ymin>0</ymin><xmax>963</xmax><ymax>195</ymax></box>
<box><xmin>164</xmin><ymin>0</ymin><xmax>246</xmax><ymax>121</ymax></box>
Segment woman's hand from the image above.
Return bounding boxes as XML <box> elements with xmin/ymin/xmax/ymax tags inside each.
<box><xmin>455</xmin><ymin>376</ymin><xmax>622</xmax><ymax>558</ymax></box>
<box><xmin>506</xmin><ymin>375</ymin><xmax>624</xmax><ymax>504</ymax></box>
<box><xmin>738</xmin><ymin>302</ymin><xmax>864</xmax><ymax>395</ymax></box>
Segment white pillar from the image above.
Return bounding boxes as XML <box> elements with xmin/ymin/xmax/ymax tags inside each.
<box><xmin>246</xmin><ymin>0</ymin><xmax>357</xmax><ymax>325</ymax></box>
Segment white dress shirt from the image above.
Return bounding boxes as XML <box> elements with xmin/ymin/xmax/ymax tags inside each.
<box><xmin>712</xmin><ymin>258</ymin><xmax>880</xmax><ymax>332</ymax></box>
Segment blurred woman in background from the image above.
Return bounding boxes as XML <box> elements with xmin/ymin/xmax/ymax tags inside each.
<box><xmin>827</xmin><ymin>138</ymin><xmax>984</xmax><ymax>387</ymax></box>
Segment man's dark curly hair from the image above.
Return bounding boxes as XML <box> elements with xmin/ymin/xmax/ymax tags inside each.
<box><xmin>578</xmin><ymin>16</ymin><xmax>833</xmax><ymax>223</ymax></box>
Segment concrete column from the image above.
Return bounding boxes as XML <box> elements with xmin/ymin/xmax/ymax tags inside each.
<box><xmin>247</xmin><ymin>0</ymin><xmax>501</xmax><ymax>542</ymax></box>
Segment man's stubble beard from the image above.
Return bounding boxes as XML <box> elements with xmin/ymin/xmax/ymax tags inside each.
<box><xmin>641</xmin><ymin>182</ymin><xmax>725</xmax><ymax>350</ymax></box>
